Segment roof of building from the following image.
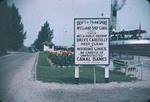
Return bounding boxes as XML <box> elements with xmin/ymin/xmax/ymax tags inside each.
<box><xmin>112</xmin><ymin>29</ymin><xmax>147</xmax><ymax>35</ymax></box>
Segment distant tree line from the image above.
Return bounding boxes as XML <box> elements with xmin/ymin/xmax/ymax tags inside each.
<box><xmin>32</xmin><ymin>21</ymin><xmax>54</xmax><ymax>51</ymax></box>
<box><xmin>0</xmin><ymin>1</ymin><xmax>26</xmax><ymax>54</ymax></box>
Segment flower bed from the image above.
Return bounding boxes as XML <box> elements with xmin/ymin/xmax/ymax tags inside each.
<box><xmin>48</xmin><ymin>52</ymin><xmax>74</xmax><ymax>67</ymax></box>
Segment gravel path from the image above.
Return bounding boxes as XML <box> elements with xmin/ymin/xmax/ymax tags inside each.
<box><xmin>1</xmin><ymin>53</ymin><xmax>150</xmax><ymax>102</ymax></box>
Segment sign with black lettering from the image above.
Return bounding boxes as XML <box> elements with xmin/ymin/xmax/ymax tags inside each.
<box><xmin>74</xmin><ymin>18</ymin><xmax>109</xmax><ymax>65</ymax></box>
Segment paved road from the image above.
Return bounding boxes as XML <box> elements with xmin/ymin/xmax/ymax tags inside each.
<box><xmin>0</xmin><ymin>52</ymin><xmax>36</xmax><ymax>101</ymax></box>
<box><xmin>0</xmin><ymin>52</ymin><xmax>150</xmax><ymax>102</ymax></box>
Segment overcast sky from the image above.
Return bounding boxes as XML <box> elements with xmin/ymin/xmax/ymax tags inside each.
<box><xmin>7</xmin><ymin>0</ymin><xmax>150</xmax><ymax>47</ymax></box>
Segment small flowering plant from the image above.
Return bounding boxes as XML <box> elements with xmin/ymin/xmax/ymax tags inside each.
<box><xmin>48</xmin><ymin>51</ymin><xmax>74</xmax><ymax>67</ymax></box>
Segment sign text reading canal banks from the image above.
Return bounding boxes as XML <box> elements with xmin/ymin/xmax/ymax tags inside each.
<box><xmin>74</xmin><ymin>18</ymin><xmax>109</xmax><ymax>65</ymax></box>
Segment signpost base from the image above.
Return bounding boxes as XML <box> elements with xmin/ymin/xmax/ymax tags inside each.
<box><xmin>105</xmin><ymin>78</ymin><xmax>109</xmax><ymax>83</ymax></box>
<box><xmin>75</xmin><ymin>66</ymin><xmax>79</xmax><ymax>84</ymax></box>
<box><xmin>75</xmin><ymin>78</ymin><xmax>79</xmax><ymax>84</ymax></box>
<box><xmin>105</xmin><ymin>65</ymin><xmax>109</xmax><ymax>83</ymax></box>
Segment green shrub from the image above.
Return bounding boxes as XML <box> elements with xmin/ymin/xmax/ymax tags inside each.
<box><xmin>48</xmin><ymin>53</ymin><xmax>74</xmax><ymax>67</ymax></box>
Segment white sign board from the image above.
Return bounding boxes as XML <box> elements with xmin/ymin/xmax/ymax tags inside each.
<box><xmin>74</xmin><ymin>18</ymin><xmax>109</xmax><ymax>65</ymax></box>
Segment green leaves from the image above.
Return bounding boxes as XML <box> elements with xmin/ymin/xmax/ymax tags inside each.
<box><xmin>48</xmin><ymin>53</ymin><xmax>74</xmax><ymax>67</ymax></box>
<box><xmin>0</xmin><ymin>1</ymin><xmax>25</xmax><ymax>52</ymax></box>
<box><xmin>33</xmin><ymin>21</ymin><xmax>54</xmax><ymax>51</ymax></box>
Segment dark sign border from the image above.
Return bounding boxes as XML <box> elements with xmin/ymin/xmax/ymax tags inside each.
<box><xmin>74</xmin><ymin>18</ymin><xmax>110</xmax><ymax>65</ymax></box>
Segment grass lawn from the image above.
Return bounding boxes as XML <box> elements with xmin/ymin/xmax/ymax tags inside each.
<box><xmin>37</xmin><ymin>52</ymin><xmax>136</xmax><ymax>84</ymax></box>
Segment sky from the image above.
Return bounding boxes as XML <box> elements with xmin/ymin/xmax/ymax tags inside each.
<box><xmin>7</xmin><ymin>0</ymin><xmax>150</xmax><ymax>47</ymax></box>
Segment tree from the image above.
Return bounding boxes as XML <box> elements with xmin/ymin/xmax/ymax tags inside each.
<box><xmin>0</xmin><ymin>1</ymin><xmax>26</xmax><ymax>54</ymax></box>
<box><xmin>0</xmin><ymin>1</ymin><xmax>10</xmax><ymax>53</ymax></box>
<box><xmin>33</xmin><ymin>21</ymin><xmax>54</xmax><ymax>51</ymax></box>
<box><xmin>147</xmin><ymin>0</ymin><xmax>150</xmax><ymax>3</ymax></box>
<box><xmin>8</xmin><ymin>4</ymin><xmax>26</xmax><ymax>50</ymax></box>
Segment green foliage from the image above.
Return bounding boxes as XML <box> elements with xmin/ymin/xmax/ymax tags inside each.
<box><xmin>33</xmin><ymin>21</ymin><xmax>53</xmax><ymax>51</ymax></box>
<box><xmin>0</xmin><ymin>1</ymin><xmax>26</xmax><ymax>53</ymax></box>
<box><xmin>48</xmin><ymin>53</ymin><xmax>74</xmax><ymax>67</ymax></box>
